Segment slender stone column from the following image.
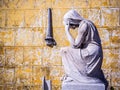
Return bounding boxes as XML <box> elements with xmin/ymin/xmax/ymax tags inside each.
<box><xmin>45</xmin><ymin>8</ymin><xmax>56</xmax><ymax>47</ymax></box>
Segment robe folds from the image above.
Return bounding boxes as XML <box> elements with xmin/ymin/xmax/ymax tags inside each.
<box><xmin>61</xmin><ymin>20</ymin><xmax>108</xmax><ymax>86</ymax></box>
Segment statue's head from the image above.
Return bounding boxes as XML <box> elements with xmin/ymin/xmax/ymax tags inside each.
<box><xmin>63</xmin><ymin>9</ymin><xmax>84</xmax><ymax>29</ymax></box>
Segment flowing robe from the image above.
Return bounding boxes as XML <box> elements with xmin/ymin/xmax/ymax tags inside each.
<box><xmin>61</xmin><ymin>20</ymin><xmax>108</xmax><ymax>86</ymax></box>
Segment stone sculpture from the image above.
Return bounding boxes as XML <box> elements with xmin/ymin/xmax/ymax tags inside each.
<box><xmin>60</xmin><ymin>10</ymin><xmax>108</xmax><ymax>90</ymax></box>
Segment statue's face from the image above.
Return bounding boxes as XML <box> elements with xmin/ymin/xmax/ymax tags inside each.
<box><xmin>69</xmin><ymin>23</ymin><xmax>79</xmax><ymax>29</ymax></box>
<box><xmin>69</xmin><ymin>24</ymin><xmax>76</xmax><ymax>29</ymax></box>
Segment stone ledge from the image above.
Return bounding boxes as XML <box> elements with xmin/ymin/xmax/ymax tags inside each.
<box><xmin>62</xmin><ymin>82</ymin><xmax>105</xmax><ymax>90</ymax></box>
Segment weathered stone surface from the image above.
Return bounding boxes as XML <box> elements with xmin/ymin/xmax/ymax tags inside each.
<box><xmin>103</xmin><ymin>48</ymin><xmax>120</xmax><ymax>70</ymax></box>
<box><xmin>76</xmin><ymin>9</ymin><xmax>88</xmax><ymax>19</ymax></box>
<box><xmin>62</xmin><ymin>83</ymin><xmax>105</xmax><ymax>90</ymax></box>
<box><xmin>5</xmin><ymin>47</ymin><xmax>15</xmax><ymax>66</ymax></box>
<box><xmin>89</xmin><ymin>0</ymin><xmax>102</xmax><ymax>8</ymax></box>
<box><xmin>98</xmin><ymin>28</ymin><xmax>110</xmax><ymax>48</ymax></box>
<box><xmin>88</xmin><ymin>9</ymin><xmax>101</xmax><ymax>26</ymax></box>
<box><xmin>33</xmin><ymin>66</ymin><xmax>42</xmax><ymax>85</ymax></box>
<box><xmin>15</xmin><ymin>66</ymin><xmax>32</xmax><ymax>85</ymax></box>
<box><xmin>50</xmin><ymin>66</ymin><xmax>64</xmax><ymax>85</ymax></box>
<box><xmin>110</xmin><ymin>29</ymin><xmax>120</xmax><ymax>48</ymax></box>
<box><xmin>0</xmin><ymin>0</ymin><xmax>120</xmax><ymax>89</ymax></box>
<box><xmin>0</xmin><ymin>30</ymin><xmax>15</xmax><ymax>46</ymax></box>
<box><xmin>0</xmin><ymin>68</ymin><xmax>5</xmax><ymax>85</ymax></box>
<box><xmin>25</xmin><ymin>10</ymin><xmax>44</xmax><ymax>27</ymax></box>
<box><xmin>54</xmin><ymin>28</ymin><xmax>71</xmax><ymax>47</ymax></box>
<box><xmin>15</xmin><ymin>28</ymin><xmax>33</xmax><ymax>46</ymax></box>
<box><xmin>0</xmin><ymin>10</ymin><xmax>5</xmax><ymax>27</ymax></box>
<box><xmin>74</xmin><ymin>0</ymin><xmax>89</xmax><ymax>8</ymax></box>
<box><xmin>52</xmin><ymin>9</ymin><xmax>69</xmax><ymax>27</ymax></box>
<box><xmin>32</xmin><ymin>28</ymin><xmax>45</xmax><ymax>46</ymax></box>
<box><xmin>52</xmin><ymin>0</ymin><xmax>73</xmax><ymax>8</ymax></box>
<box><xmin>6</xmin><ymin>10</ymin><xmax>24</xmax><ymax>27</ymax></box>
<box><xmin>101</xmin><ymin>8</ymin><xmax>119</xmax><ymax>27</ymax></box>
<box><xmin>108</xmin><ymin>0</ymin><xmax>120</xmax><ymax>7</ymax></box>
<box><xmin>4</xmin><ymin>68</ymin><xmax>15</xmax><ymax>84</ymax></box>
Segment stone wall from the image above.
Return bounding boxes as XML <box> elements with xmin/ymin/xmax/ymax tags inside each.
<box><xmin>0</xmin><ymin>0</ymin><xmax>120</xmax><ymax>90</ymax></box>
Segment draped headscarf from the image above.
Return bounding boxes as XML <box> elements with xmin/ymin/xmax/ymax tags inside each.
<box><xmin>63</xmin><ymin>10</ymin><xmax>84</xmax><ymax>25</ymax></box>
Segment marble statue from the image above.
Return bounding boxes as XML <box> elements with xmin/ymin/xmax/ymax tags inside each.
<box><xmin>60</xmin><ymin>10</ymin><xmax>108</xmax><ymax>90</ymax></box>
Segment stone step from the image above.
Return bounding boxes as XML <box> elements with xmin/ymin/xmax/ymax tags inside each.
<box><xmin>62</xmin><ymin>83</ymin><xmax>105</xmax><ymax>90</ymax></box>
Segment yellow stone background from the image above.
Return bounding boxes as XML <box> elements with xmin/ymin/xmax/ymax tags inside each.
<box><xmin>0</xmin><ymin>0</ymin><xmax>120</xmax><ymax>90</ymax></box>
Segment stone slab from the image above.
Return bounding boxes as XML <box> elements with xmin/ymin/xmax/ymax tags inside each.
<box><xmin>62</xmin><ymin>83</ymin><xmax>105</xmax><ymax>90</ymax></box>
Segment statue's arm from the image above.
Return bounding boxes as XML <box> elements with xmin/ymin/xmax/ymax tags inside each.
<box><xmin>65</xmin><ymin>23</ymin><xmax>87</xmax><ymax>48</ymax></box>
<box><xmin>65</xmin><ymin>24</ymin><xmax>75</xmax><ymax>46</ymax></box>
<box><xmin>74</xmin><ymin>23</ymin><xmax>87</xmax><ymax>48</ymax></box>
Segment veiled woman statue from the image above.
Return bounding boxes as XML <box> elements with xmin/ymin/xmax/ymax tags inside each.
<box><xmin>60</xmin><ymin>10</ymin><xmax>108</xmax><ymax>89</ymax></box>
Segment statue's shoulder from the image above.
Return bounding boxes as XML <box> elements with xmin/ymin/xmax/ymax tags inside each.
<box><xmin>79</xmin><ymin>19</ymin><xmax>89</xmax><ymax>27</ymax></box>
<box><xmin>80</xmin><ymin>19</ymin><xmax>95</xmax><ymax>27</ymax></box>
<box><xmin>82</xmin><ymin>19</ymin><xmax>92</xmax><ymax>24</ymax></box>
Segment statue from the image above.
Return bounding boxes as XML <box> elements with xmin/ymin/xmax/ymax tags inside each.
<box><xmin>60</xmin><ymin>10</ymin><xmax>108</xmax><ymax>90</ymax></box>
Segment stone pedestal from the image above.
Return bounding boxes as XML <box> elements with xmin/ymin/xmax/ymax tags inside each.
<box><xmin>62</xmin><ymin>82</ymin><xmax>105</xmax><ymax>90</ymax></box>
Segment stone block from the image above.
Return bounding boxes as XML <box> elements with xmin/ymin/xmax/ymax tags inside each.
<box><xmin>2</xmin><ymin>0</ymin><xmax>35</xmax><ymax>9</ymax></box>
<box><xmin>0</xmin><ymin>10</ymin><xmax>5</xmax><ymax>27</ymax></box>
<box><xmin>2</xmin><ymin>0</ymin><xmax>19</xmax><ymax>8</ymax></box>
<box><xmin>88</xmin><ymin>9</ymin><xmax>101</xmax><ymax>27</ymax></box>
<box><xmin>31</xmin><ymin>47</ymin><xmax>42</xmax><ymax>65</ymax></box>
<box><xmin>15</xmin><ymin>66</ymin><xmax>32</xmax><ymax>85</ymax></box>
<box><xmin>110</xmin><ymin>29</ymin><xmax>120</xmax><ymax>48</ymax></box>
<box><xmin>75</xmin><ymin>9</ymin><xmax>88</xmax><ymax>19</ymax></box>
<box><xmin>42</xmin><ymin>47</ymin><xmax>52</xmax><ymax>66</ymax></box>
<box><xmin>111</xmin><ymin>69</ymin><xmax>120</xmax><ymax>86</ymax></box>
<box><xmin>33</xmin><ymin>0</ymin><xmax>46</xmax><ymax>9</ymax></box>
<box><xmin>32</xmin><ymin>28</ymin><xmax>45</xmax><ymax>47</ymax></box>
<box><xmin>6</xmin><ymin>10</ymin><xmax>24</xmax><ymax>27</ymax></box>
<box><xmin>14</xmin><ymin>47</ymin><xmax>23</xmax><ymax>66</ymax></box>
<box><xmin>0</xmin><ymin>55</ymin><xmax>5</xmax><ymax>66</ymax></box>
<box><xmin>33</xmin><ymin>85</ymin><xmax>42</xmax><ymax>90</ymax></box>
<box><xmin>98</xmin><ymin>28</ymin><xmax>110</xmax><ymax>48</ymax></box>
<box><xmin>52</xmin><ymin>0</ymin><xmax>73</xmax><ymax>8</ymax></box>
<box><xmin>4</xmin><ymin>68</ymin><xmax>15</xmax><ymax>84</ymax></box>
<box><xmin>50</xmin><ymin>48</ymin><xmax>62</xmax><ymax>65</ymax></box>
<box><xmin>41</xmin><ymin>66</ymin><xmax>51</xmax><ymax>80</ymax></box>
<box><xmin>0</xmin><ymin>85</ymin><xmax>4</xmax><ymax>90</ymax></box>
<box><xmin>52</xmin><ymin>9</ymin><xmax>69</xmax><ymax>27</ymax></box>
<box><xmin>103</xmin><ymin>48</ymin><xmax>119</xmax><ymax>69</ymax></box>
<box><xmin>5</xmin><ymin>85</ymin><xmax>15</xmax><ymax>90</ymax></box>
<box><xmin>25</xmin><ymin>10</ymin><xmax>44</xmax><ymax>27</ymax></box>
<box><xmin>23</xmin><ymin>47</ymin><xmax>35</xmax><ymax>65</ymax></box>
<box><xmin>5</xmin><ymin>47</ymin><xmax>15</xmax><ymax>67</ymax></box>
<box><xmin>0</xmin><ymin>29</ymin><xmax>15</xmax><ymax>46</ymax></box>
<box><xmin>74</xmin><ymin>0</ymin><xmax>89</xmax><ymax>8</ymax></box>
<box><xmin>54</xmin><ymin>28</ymin><xmax>69</xmax><ymax>47</ymax></box>
<box><xmin>102</xmin><ymin>49</ymin><xmax>111</xmax><ymax>69</ymax></box>
<box><xmin>108</xmin><ymin>0</ymin><xmax>120</xmax><ymax>7</ymax></box>
<box><xmin>62</xmin><ymin>83</ymin><xmax>105</xmax><ymax>90</ymax></box>
<box><xmin>101</xmin><ymin>8</ymin><xmax>119</xmax><ymax>27</ymax></box>
<box><xmin>0</xmin><ymin>68</ymin><xmax>5</xmax><ymax>85</ymax></box>
<box><xmin>0</xmin><ymin>0</ymin><xmax>3</xmax><ymax>8</ymax></box>
<box><xmin>15</xmin><ymin>28</ymin><xmax>33</xmax><ymax>46</ymax></box>
<box><xmin>89</xmin><ymin>0</ymin><xmax>109</xmax><ymax>7</ymax></box>
<box><xmin>32</xmin><ymin>66</ymin><xmax>42</xmax><ymax>85</ymax></box>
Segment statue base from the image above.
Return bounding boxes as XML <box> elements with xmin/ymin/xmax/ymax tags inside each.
<box><xmin>62</xmin><ymin>82</ymin><xmax>105</xmax><ymax>90</ymax></box>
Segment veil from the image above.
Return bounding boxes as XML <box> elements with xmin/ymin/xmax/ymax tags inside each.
<box><xmin>63</xmin><ymin>9</ymin><xmax>84</xmax><ymax>25</ymax></box>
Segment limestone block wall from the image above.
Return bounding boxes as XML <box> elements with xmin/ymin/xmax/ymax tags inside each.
<box><xmin>0</xmin><ymin>0</ymin><xmax>120</xmax><ymax>90</ymax></box>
